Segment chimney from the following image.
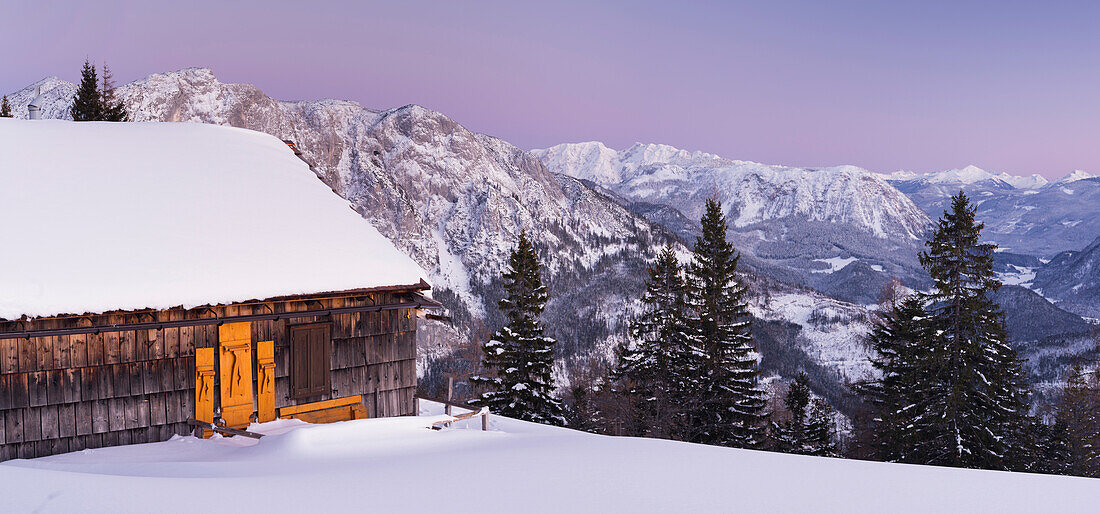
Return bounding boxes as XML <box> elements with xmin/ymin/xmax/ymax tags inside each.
<box><xmin>27</xmin><ymin>86</ymin><xmax>43</xmax><ymax>120</ymax></box>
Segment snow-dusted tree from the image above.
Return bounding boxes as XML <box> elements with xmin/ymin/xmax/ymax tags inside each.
<box><xmin>1050</xmin><ymin>364</ymin><xmax>1100</xmax><ymax>476</ymax></box>
<box><xmin>771</xmin><ymin>372</ymin><xmax>838</xmax><ymax>456</ymax></box>
<box><xmin>857</xmin><ymin>295</ymin><xmax>929</xmax><ymax>462</ymax></box>
<box><xmin>470</xmin><ymin>231</ymin><xmax>565</xmax><ymax>425</ymax></box>
<box><xmin>912</xmin><ymin>191</ymin><xmax>1034</xmax><ymax>470</ymax></box>
<box><xmin>100</xmin><ymin>62</ymin><xmax>128</xmax><ymax>122</ymax></box>
<box><xmin>611</xmin><ymin>245</ymin><xmax>698</xmax><ymax>438</ymax></box>
<box><xmin>684</xmin><ymin>198</ymin><xmax>768</xmax><ymax>448</ymax></box>
<box><xmin>0</xmin><ymin>96</ymin><xmax>11</xmax><ymax>118</ymax></box>
<box><xmin>71</xmin><ymin>59</ymin><xmax>102</xmax><ymax>121</ymax></box>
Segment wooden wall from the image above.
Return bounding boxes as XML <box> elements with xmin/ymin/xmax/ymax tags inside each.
<box><xmin>0</xmin><ymin>290</ymin><xmax>419</xmax><ymax>461</ymax></box>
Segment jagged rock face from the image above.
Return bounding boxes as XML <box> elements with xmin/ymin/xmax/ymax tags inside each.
<box><xmin>535</xmin><ymin>142</ymin><xmax>934</xmax><ymax>303</ymax></box>
<box><xmin>6</xmin><ymin>69</ymin><xmax>677</xmax><ymax>365</ymax></box>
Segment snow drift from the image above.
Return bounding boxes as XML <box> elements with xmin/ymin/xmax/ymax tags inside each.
<box><xmin>0</xmin><ymin>402</ymin><xmax>1096</xmax><ymax>513</ymax></box>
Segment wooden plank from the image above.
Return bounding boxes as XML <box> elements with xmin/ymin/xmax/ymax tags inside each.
<box><xmin>150</xmin><ymin>393</ymin><xmax>167</xmax><ymax>426</ymax></box>
<box><xmin>111</xmin><ymin>363</ymin><xmax>130</xmax><ymax>398</ymax></box>
<box><xmin>58</xmin><ymin>403</ymin><xmax>76</xmax><ymax>438</ymax></box>
<box><xmin>0</xmin><ymin>375</ymin><xmax>9</xmax><ymax>410</ymax></box>
<box><xmin>108</xmin><ymin>398</ymin><xmax>126</xmax><ymax>432</ymax></box>
<box><xmin>76</xmin><ymin>401</ymin><xmax>93</xmax><ymax>436</ymax></box>
<box><xmin>46</xmin><ymin>369</ymin><xmax>63</xmax><ymax>405</ymax></box>
<box><xmin>120</xmin><ymin>330</ymin><xmax>135</xmax><ymax>363</ymax></box>
<box><xmin>283</xmin><ymin>404</ymin><xmax>358</xmax><ymax>424</ymax></box>
<box><xmin>28</xmin><ymin>371</ymin><xmax>47</xmax><ymax>407</ymax></box>
<box><xmin>186</xmin><ymin>419</ymin><xmax>263</xmax><ymax>439</ymax></box>
<box><xmin>4</xmin><ymin>410</ymin><xmax>23</xmax><ymax>444</ymax></box>
<box><xmin>104</xmin><ymin>331</ymin><xmax>120</xmax><ymax>365</ymax></box>
<box><xmin>0</xmin><ymin>337</ymin><xmax>17</xmax><ymax>373</ymax></box>
<box><xmin>19</xmin><ymin>337</ymin><xmax>35</xmax><ymax>372</ymax></box>
<box><xmin>63</xmin><ymin>367</ymin><xmax>79</xmax><ymax>403</ymax></box>
<box><xmin>135</xmin><ymin>395</ymin><xmax>150</xmax><ymax>429</ymax></box>
<box><xmin>86</xmin><ymin>332</ymin><xmax>104</xmax><ymax>367</ymax></box>
<box><xmin>92</xmin><ymin>400</ymin><xmax>109</xmax><ymax>434</ymax></box>
<box><xmin>164</xmin><ymin>389</ymin><xmax>182</xmax><ymax>424</ymax></box>
<box><xmin>23</xmin><ymin>407</ymin><xmax>42</xmax><ymax>441</ymax></box>
<box><xmin>70</xmin><ymin>333</ymin><xmax>87</xmax><ymax>368</ymax></box>
<box><xmin>36</xmin><ymin>335</ymin><xmax>54</xmax><ymax>370</ymax></box>
<box><xmin>278</xmin><ymin>395</ymin><xmax>362</xmax><ymax>417</ymax></box>
<box><xmin>58</xmin><ymin>334</ymin><xmax>71</xmax><ymax>369</ymax></box>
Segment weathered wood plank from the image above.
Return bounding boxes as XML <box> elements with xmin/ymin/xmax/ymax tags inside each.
<box><xmin>104</xmin><ymin>331</ymin><xmax>120</xmax><ymax>365</ymax></box>
<box><xmin>150</xmin><ymin>393</ymin><xmax>166</xmax><ymax>426</ymax></box>
<box><xmin>70</xmin><ymin>333</ymin><xmax>87</xmax><ymax>368</ymax></box>
<box><xmin>28</xmin><ymin>371</ymin><xmax>47</xmax><ymax>407</ymax></box>
<box><xmin>4</xmin><ymin>410</ymin><xmax>23</xmax><ymax>444</ymax></box>
<box><xmin>58</xmin><ymin>403</ymin><xmax>76</xmax><ymax>438</ymax></box>
<box><xmin>76</xmin><ymin>400</ymin><xmax>93</xmax><ymax>436</ymax></box>
<box><xmin>92</xmin><ymin>399</ymin><xmax>109</xmax><ymax>434</ymax></box>
<box><xmin>23</xmin><ymin>406</ymin><xmax>42</xmax><ymax>441</ymax></box>
<box><xmin>108</xmin><ymin>398</ymin><xmax>126</xmax><ymax>432</ymax></box>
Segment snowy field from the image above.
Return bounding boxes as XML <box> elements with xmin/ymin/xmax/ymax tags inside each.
<box><xmin>1</xmin><ymin>403</ymin><xmax>1098</xmax><ymax>513</ymax></box>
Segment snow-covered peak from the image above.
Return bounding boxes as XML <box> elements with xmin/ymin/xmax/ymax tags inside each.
<box><xmin>536</xmin><ymin>141</ymin><xmax>931</xmax><ymax>240</ymax></box>
<box><xmin>1052</xmin><ymin>169</ymin><xmax>1096</xmax><ymax>185</ymax></box>
<box><xmin>887</xmin><ymin>165</ymin><xmax>1048</xmax><ymax>190</ymax></box>
<box><xmin>530</xmin><ymin>141</ymin><xmax>621</xmax><ymax>183</ymax></box>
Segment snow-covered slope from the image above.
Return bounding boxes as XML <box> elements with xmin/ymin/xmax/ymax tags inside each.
<box><xmin>0</xmin><ymin>119</ymin><xmax>425</xmax><ymax>319</ymax></box>
<box><xmin>2</xmin><ymin>403</ymin><xmax>1097</xmax><ymax>513</ymax></box>
<box><xmin>535</xmin><ymin>142</ymin><xmax>933</xmax><ymax>303</ymax></box>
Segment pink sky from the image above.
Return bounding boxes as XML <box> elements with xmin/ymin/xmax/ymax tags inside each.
<box><xmin>2</xmin><ymin>1</ymin><xmax>1098</xmax><ymax>178</ymax></box>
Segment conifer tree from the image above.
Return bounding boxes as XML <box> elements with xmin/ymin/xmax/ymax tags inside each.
<box><xmin>470</xmin><ymin>231</ymin><xmax>565</xmax><ymax>425</ymax></box>
<box><xmin>684</xmin><ymin>198</ymin><xmax>767</xmax><ymax>448</ymax></box>
<box><xmin>1051</xmin><ymin>364</ymin><xmax>1100</xmax><ymax>476</ymax></box>
<box><xmin>857</xmin><ymin>295</ymin><xmax>929</xmax><ymax>462</ymax></box>
<box><xmin>0</xmin><ymin>96</ymin><xmax>11</xmax><ymax>118</ymax></box>
<box><xmin>771</xmin><ymin>373</ymin><xmax>838</xmax><ymax>457</ymax></box>
<box><xmin>71</xmin><ymin>59</ymin><xmax>102</xmax><ymax>121</ymax></box>
<box><xmin>611</xmin><ymin>245</ymin><xmax>698</xmax><ymax>438</ymax></box>
<box><xmin>99</xmin><ymin>62</ymin><xmax>128</xmax><ymax>122</ymax></box>
<box><xmin>912</xmin><ymin>191</ymin><xmax>1034</xmax><ymax>470</ymax></box>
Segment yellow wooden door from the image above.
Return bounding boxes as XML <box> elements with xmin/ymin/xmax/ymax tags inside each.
<box><xmin>218</xmin><ymin>322</ymin><xmax>254</xmax><ymax>428</ymax></box>
<box><xmin>195</xmin><ymin>347</ymin><xmax>216</xmax><ymax>438</ymax></box>
<box><xmin>256</xmin><ymin>340</ymin><xmax>276</xmax><ymax>423</ymax></box>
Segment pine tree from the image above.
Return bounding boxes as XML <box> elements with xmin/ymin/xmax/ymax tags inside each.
<box><xmin>0</xmin><ymin>96</ymin><xmax>11</xmax><ymax>118</ymax></box>
<box><xmin>913</xmin><ymin>191</ymin><xmax>1034</xmax><ymax>470</ymax></box>
<box><xmin>1051</xmin><ymin>364</ymin><xmax>1100</xmax><ymax>476</ymax></box>
<box><xmin>611</xmin><ymin>245</ymin><xmax>698</xmax><ymax>439</ymax></box>
<box><xmin>99</xmin><ymin>62</ymin><xmax>128</xmax><ymax>122</ymax></box>
<box><xmin>470</xmin><ymin>231</ymin><xmax>565</xmax><ymax>425</ymax></box>
<box><xmin>71</xmin><ymin>59</ymin><xmax>102</xmax><ymax>121</ymax></box>
<box><xmin>684</xmin><ymin>198</ymin><xmax>768</xmax><ymax>448</ymax></box>
<box><xmin>771</xmin><ymin>373</ymin><xmax>838</xmax><ymax>456</ymax></box>
<box><xmin>857</xmin><ymin>295</ymin><xmax>929</xmax><ymax>462</ymax></box>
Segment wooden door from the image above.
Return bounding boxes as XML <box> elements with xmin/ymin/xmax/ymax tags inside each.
<box><xmin>218</xmin><ymin>322</ymin><xmax>254</xmax><ymax>428</ymax></box>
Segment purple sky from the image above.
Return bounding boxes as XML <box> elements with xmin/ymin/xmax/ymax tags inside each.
<box><xmin>3</xmin><ymin>1</ymin><xmax>1098</xmax><ymax>178</ymax></box>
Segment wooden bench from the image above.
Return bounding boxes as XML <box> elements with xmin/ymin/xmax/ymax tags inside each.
<box><xmin>278</xmin><ymin>395</ymin><xmax>368</xmax><ymax>424</ymax></box>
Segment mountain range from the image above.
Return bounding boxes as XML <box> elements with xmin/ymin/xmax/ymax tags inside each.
<box><xmin>6</xmin><ymin>69</ymin><xmax>1098</xmax><ymax>411</ymax></box>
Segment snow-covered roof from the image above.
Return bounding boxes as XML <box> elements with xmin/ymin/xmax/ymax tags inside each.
<box><xmin>0</xmin><ymin>119</ymin><xmax>428</xmax><ymax>319</ymax></box>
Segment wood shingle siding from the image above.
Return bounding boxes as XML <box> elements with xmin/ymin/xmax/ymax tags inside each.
<box><xmin>0</xmin><ymin>291</ymin><xmax>422</xmax><ymax>460</ymax></box>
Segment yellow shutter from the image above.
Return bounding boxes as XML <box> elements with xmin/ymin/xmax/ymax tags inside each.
<box><xmin>218</xmin><ymin>322</ymin><xmax>254</xmax><ymax>429</ymax></box>
<box><xmin>256</xmin><ymin>340</ymin><xmax>276</xmax><ymax>423</ymax></box>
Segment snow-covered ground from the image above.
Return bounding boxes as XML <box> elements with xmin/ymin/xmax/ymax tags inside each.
<box><xmin>2</xmin><ymin>403</ymin><xmax>1097</xmax><ymax>513</ymax></box>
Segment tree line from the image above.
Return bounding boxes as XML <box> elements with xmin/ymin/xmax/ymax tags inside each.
<box><xmin>0</xmin><ymin>59</ymin><xmax>129</xmax><ymax>121</ymax></box>
<box><xmin>466</xmin><ymin>190</ymin><xmax>1100</xmax><ymax>475</ymax></box>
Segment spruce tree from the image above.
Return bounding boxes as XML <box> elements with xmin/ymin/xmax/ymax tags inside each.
<box><xmin>470</xmin><ymin>231</ymin><xmax>565</xmax><ymax>425</ymax></box>
<box><xmin>612</xmin><ymin>245</ymin><xmax>698</xmax><ymax>439</ymax></box>
<box><xmin>99</xmin><ymin>62</ymin><xmax>128</xmax><ymax>122</ymax></box>
<box><xmin>0</xmin><ymin>96</ymin><xmax>11</xmax><ymax>118</ymax></box>
<box><xmin>913</xmin><ymin>191</ymin><xmax>1034</xmax><ymax>470</ymax></box>
<box><xmin>71</xmin><ymin>59</ymin><xmax>102</xmax><ymax>121</ymax></box>
<box><xmin>1051</xmin><ymin>364</ymin><xmax>1100</xmax><ymax>476</ymax></box>
<box><xmin>684</xmin><ymin>198</ymin><xmax>767</xmax><ymax>448</ymax></box>
<box><xmin>771</xmin><ymin>372</ymin><xmax>838</xmax><ymax>456</ymax></box>
<box><xmin>857</xmin><ymin>296</ymin><xmax>929</xmax><ymax>462</ymax></box>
